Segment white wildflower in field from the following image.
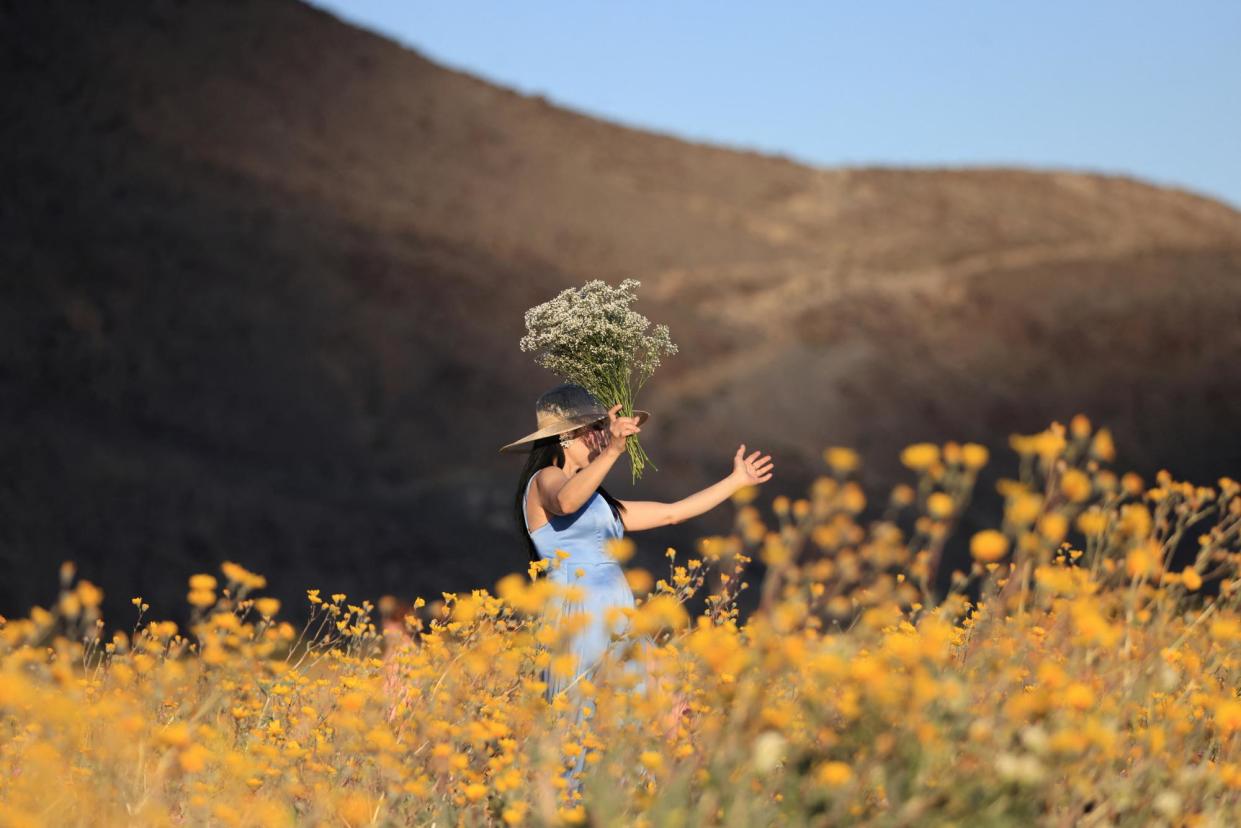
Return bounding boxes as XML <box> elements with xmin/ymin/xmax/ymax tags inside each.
<box><xmin>520</xmin><ymin>278</ymin><xmax>677</xmax><ymax>480</ymax></box>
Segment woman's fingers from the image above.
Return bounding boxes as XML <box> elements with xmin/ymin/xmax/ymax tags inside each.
<box><xmin>745</xmin><ymin>452</ymin><xmax>774</xmax><ymax>479</ymax></box>
<box><xmin>738</xmin><ymin>444</ymin><xmax>777</xmax><ymax>480</ymax></box>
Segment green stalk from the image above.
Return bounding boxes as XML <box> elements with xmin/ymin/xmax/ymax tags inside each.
<box><xmin>582</xmin><ymin>362</ymin><xmax>655</xmax><ymax>484</ymax></box>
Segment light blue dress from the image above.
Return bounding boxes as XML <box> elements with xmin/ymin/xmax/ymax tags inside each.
<box><xmin>522</xmin><ymin>469</ymin><xmax>652</xmax><ymax>785</ymax></box>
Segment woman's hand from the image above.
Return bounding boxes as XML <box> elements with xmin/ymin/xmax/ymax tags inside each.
<box><xmin>730</xmin><ymin>444</ymin><xmax>774</xmax><ymax>487</ymax></box>
<box><xmin>605</xmin><ymin>403</ymin><xmax>642</xmax><ymax>457</ymax></box>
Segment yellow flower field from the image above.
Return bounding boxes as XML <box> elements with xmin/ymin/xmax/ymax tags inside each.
<box><xmin>1</xmin><ymin>415</ymin><xmax>1239</xmax><ymax>826</ymax></box>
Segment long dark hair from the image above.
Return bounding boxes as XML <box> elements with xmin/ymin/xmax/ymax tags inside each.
<box><xmin>515</xmin><ymin>437</ymin><xmax>627</xmax><ymax>568</ymax></box>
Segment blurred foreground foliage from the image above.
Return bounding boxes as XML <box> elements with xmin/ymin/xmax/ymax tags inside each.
<box><xmin>1</xmin><ymin>415</ymin><xmax>1239</xmax><ymax>826</ymax></box>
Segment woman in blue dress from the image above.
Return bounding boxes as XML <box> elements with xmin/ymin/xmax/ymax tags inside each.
<box><xmin>500</xmin><ymin>382</ymin><xmax>774</xmax><ymax>788</ymax></box>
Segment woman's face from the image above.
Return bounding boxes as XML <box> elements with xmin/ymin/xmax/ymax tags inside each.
<box><xmin>561</xmin><ymin>419</ymin><xmax>611</xmax><ymax>467</ymax></box>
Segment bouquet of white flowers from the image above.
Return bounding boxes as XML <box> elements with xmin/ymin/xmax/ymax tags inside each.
<box><xmin>520</xmin><ymin>278</ymin><xmax>678</xmax><ymax>482</ymax></box>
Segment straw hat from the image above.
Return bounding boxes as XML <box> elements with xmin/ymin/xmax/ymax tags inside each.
<box><xmin>498</xmin><ymin>382</ymin><xmax>650</xmax><ymax>453</ymax></box>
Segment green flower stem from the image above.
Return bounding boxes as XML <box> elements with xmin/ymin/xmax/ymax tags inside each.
<box><xmin>581</xmin><ymin>364</ymin><xmax>657</xmax><ymax>483</ymax></box>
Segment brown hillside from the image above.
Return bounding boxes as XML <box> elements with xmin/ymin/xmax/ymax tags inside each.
<box><xmin>2</xmin><ymin>0</ymin><xmax>1240</xmax><ymax>624</ymax></box>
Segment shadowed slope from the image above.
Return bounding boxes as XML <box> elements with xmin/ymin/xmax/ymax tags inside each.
<box><xmin>2</xmin><ymin>0</ymin><xmax>1239</xmax><ymax>623</ymax></box>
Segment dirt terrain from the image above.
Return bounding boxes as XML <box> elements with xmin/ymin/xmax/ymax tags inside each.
<box><xmin>3</xmin><ymin>0</ymin><xmax>1240</xmax><ymax>624</ymax></box>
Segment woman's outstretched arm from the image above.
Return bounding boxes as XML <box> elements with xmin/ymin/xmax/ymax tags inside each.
<box><xmin>619</xmin><ymin>444</ymin><xmax>774</xmax><ymax>532</ymax></box>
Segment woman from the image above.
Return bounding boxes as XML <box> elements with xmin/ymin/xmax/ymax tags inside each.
<box><xmin>500</xmin><ymin>383</ymin><xmax>774</xmax><ymax>783</ymax></box>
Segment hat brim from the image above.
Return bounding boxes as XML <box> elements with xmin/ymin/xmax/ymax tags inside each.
<box><xmin>498</xmin><ymin>409</ymin><xmax>651</xmax><ymax>453</ymax></box>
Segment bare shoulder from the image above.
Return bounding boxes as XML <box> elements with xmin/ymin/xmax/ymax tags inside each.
<box><xmin>531</xmin><ymin>465</ymin><xmax>568</xmax><ymax>492</ymax></box>
<box><xmin>531</xmin><ymin>465</ymin><xmax>569</xmax><ymax>510</ymax></box>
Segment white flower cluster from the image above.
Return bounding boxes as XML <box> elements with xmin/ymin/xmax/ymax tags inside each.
<box><xmin>519</xmin><ymin>279</ymin><xmax>677</xmax><ymax>479</ymax></box>
<box><xmin>519</xmin><ymin>278</ymin><xmax>677</xmax><ymax>398</ymax></box>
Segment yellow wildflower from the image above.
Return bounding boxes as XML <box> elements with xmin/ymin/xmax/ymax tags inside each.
<box><xmin>900</xmin><ymin>443</ymin><xmax>939</xmax><ymax>471</ymax></box>
<box><xmin>890</xmin><ymin>484</ymin><xmax>916</xmax><ymax>506</ymax></box>
<box><xmin>550</xmin><ymin>653</ymin><xmax>579</xmax><ymax>681</ymax></box>
<box><xmin>1059</xmin><ymin>469</ymin><xmax>1092</xmax><ymax>503</ymax></box>
<box><xmin>1006</xmin><ymin>492</ymin><xmax>1043</xmax><ymax>526</ymax></box>
<box><xmin>254</xmin><ymin>598</ymin><xmax>280</xmax><ymax>618</ymax></box>
<box><xmin>605</xmin><ymin>537</ymin><xmax>636</xmax><ymax>564</ymax></box>
<box><xmin>1215</xmin><ymin>700</ymin><xmax>1241</xmax><ymax>735</ymax></box>
<box><xmin>824</xmin><ymin>447</ymin><xmax>860</xmax><ymax>473</ymax></box>
<box><xmin>189</xmin><ymin>574</ymin><xmax>218</xmax><ymax>592</ymax></box>
<box><xmin>1075</xmin><ymin>509</ymin><xmax>1108</xmax><ymax>536</ymax></box>
<box><xmin>1209</xmin><ymin>617</ymin><xmax>1241</xmax><ymax>643</ymax></box>
<box><xmin>1120</xmin><ymin>504</ymin><xmax>1152</xmax><ymax>537</ymax></box>
<box><xmin>158</xmin><ymin>722</ymin><xmax>191</xmax><ymax>747</ymax></box>
<box><xmin>1181</xmin><ymin>567</ymin><xmax>1203</xmax><ymax>591</ymax></box>
<box><xmin>1125</xmin><ymin>541</ymin><xmax>1161</xmax><ymax>579</ymax></box>
<box><xmin>1063</xmin><ymin>682</ymin><xmax>1095</xmax><ymax>711</ymax></box>
<box><xmin>732</xmin><ymin>484</ymin><xmax>758</xmax><ymax>505</ymax></box>
<box><xmin>625</xmin><ymin>568</ymin><xmax>654</xmax><ymax>594</ymax></box>
<box><xmin>961</xmin><ymin>443</ymin><xmax>989</xmax><ymax>470</ymax></box>
<box><xmin>816</xmin><ymin>761</ymin><xmax>853</xmax><ymax>786</ymax></box>
<box><xmin>179</xmin><ymin>743</ymin><xmax>210</xmax><ymax>773</ymax></box>
<box><xmin>1091</xmin><ymin>428</ymin><xmax>1116</xmax><ymax>462</ymax></box>
<box><xmin>187</xmin><ymin>589</ymin><xmax>216</xmax><ymax>608</ymax></box>
<box><xmin>76</xmin><ymin>580</ymin><xmax>104</xmax><ymax>609</ymax></box>
<box><xmin>1038</xmin><ymin>513</ymin><xmax>1068</xmax><ymax>544</ymax></box>
<box><xmin>926</xmin><ymin>492</ymin><xmax>954</xmax><ymax>520</ymax></box>
<box><xmin>970</xmin><ymin>530</ymin><xmax>1010</xmax><ymax>563</ymax></box>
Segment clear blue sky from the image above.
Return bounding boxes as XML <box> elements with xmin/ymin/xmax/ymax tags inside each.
<box><xmin>309</xmin><ymin>1</ymin><xmax>1241</xmax><ymax>209</ymax></box>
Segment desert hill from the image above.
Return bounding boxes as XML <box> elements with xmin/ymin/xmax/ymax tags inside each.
<box><xmin>3</xmin><ymin>0</ymin><xmax>1240</xmax><ymax>624</ymax></box>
